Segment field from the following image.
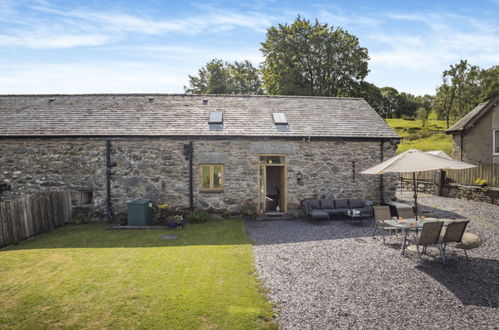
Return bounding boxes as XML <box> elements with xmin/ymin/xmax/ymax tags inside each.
<box><xmin>0</xmin><ymin>220</ymin><xmax>276</xmax><ymax>329</ymax></box>
<box><xmin>385</xmin><ymin>113</ymin><xmax>453</xmax><ymax>155</ymax></box>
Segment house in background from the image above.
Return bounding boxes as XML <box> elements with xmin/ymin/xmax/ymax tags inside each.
<box><xmin>0</xmin><ymin>94</ymin><xmax>399</xmax><ymax>218</ymax></box>
<box><xmin>446</xmin><ymin>95</ymin><xmax>499</xmax><ymax>164</ymax></box>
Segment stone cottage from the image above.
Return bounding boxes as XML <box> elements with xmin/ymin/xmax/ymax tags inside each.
<box><xmin>0</xmin><ymin>94</ymin><xmax>400</xmax><ymax>218</ymax></box>
<box><xmin>445</xmin><ymin>95</ymin><xmax>499</xmax><ymax>164</ymax></box>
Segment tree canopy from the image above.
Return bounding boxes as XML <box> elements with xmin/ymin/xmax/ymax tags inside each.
<box><xmin>184</xmin><ymin>59</ymin><xmax>263</xmax><ymax>95</ymax></box>
<box><xmin>433</xmin><ymin>60</ymin><xmax>499</xmax><ymax>127</ymax></box>
<box><xmin>260</xmin><ymin>17</ymin><xmax>369</xmax><ymax>96</ymax></box>
<box><xmin>183</xmin><ymin>18</ymin><xmax>499</xmax><ymax>124</ymax></box>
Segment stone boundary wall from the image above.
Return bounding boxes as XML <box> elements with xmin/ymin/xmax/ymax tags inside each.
<box><xmin>398</xmin><ymin>177</ymin><xmax>436</xmax><ymax>194</ymax></box>
<box><xmin>441</xmin><ymin>183</ymin><xmax>499</xmax><ymax>205</ymax></box>
<box><xmin>0</xmin><ymin>138</ymin><xmax>398</xmax><ymax>217</ymax></box>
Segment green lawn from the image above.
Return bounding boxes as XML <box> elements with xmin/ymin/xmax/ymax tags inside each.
<box><xmin>0</xmin><ymin>220</ymin><xmax>276</xmax><ymax>330</ymax></box>
<box><xmin>385</xmin><ymin>114</ymin><xmax>453</xmax><ymax>155</ymax></box>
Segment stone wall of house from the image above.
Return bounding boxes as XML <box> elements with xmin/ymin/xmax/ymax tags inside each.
<box><xmin>0</xmin><ymin>138</ymin><xmax>398</xmax><ymax>217</ymax></box>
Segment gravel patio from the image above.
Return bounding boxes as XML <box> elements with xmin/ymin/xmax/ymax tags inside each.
<box><xmin>247</xmin><ymin>194</ymin><xmax>498</xmax><ymax>329</ymax></box>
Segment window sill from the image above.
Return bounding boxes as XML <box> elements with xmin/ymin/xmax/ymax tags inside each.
<box><xmin>200</xmin><ymin>190</ymin><xmax>224</xmax><ymax>194</ymax></box>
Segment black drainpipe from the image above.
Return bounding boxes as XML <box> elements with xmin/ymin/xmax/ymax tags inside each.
<box><xmin>460</xmin><ymin>133</ymin><xmax>464</xmax><ymax>161</ymax></box>
<box><xmin>380</xmin><ymin>140</ymin><xmax>384</xmax><ymax>204</ymax></box>
<box><xmin>189</xmin><ymin>141</ymin><xmax>194</xmax><ymax>211</ymax></box>
<box><xmin>106</xmin><ymin>140</ymin><xmax>117</xmax><ymax>222</ymax></box>
<box><xmin>183</xmin><ymin>141</ymin><xmax>194</xmax><ymax>211</ymax></box>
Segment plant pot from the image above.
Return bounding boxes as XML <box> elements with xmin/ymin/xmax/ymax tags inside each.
<box><xmin>167</xmin><ymin>220</ymin><xmax>185</xmax><ymax>229</ymax></box>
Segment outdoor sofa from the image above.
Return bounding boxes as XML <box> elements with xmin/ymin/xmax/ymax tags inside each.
<box><xmin>303</xmin><ymin>198</ymin><xmax>373</xmax><ymax>222</ymax></box>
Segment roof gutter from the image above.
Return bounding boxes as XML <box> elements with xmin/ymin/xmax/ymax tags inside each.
<box><xmin>0</xmin><ymin>135</ymin><xmax>401</xmax><ymax>142</ymax></box>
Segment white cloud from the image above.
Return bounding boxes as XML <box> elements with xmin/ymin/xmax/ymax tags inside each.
<box><xmin>1</xmin><ymin>1</ymin><xmax>498</xmax><ymax>95</ymax></box>
<box><xmin>0</xmin><ymin>1</ymin><xmax>278</xmax><ymax>50</ymax></box>
<box><xmin>0</xmin><ymin>62</ymin><xmax>188</xmax><ymax>94</ymax></box>
<box><xmin>0</xmin><ymin>33</ymin><xmax>110</xmax><ymax>48</ymax></box>
<box><xmin>132</xmin><ymin>45</ymin><xmax>263</xmax><ymax>64</ymax></box>
<box><xmin>315</xmin><ymin>9</ymin><xmax>499</xmax><ymax>94</ymax></box>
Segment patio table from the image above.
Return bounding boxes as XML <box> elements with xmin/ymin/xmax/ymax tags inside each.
<box><xmin>384</xmin><ymin>218</ymin><xmax>455</xmax><ymax>255</ymax></box>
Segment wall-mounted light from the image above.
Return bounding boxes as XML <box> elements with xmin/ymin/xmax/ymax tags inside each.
<box><xmin>297</xmin><ymin>171</ymin><xmax>302</xmax><ymax>181</ymax></box>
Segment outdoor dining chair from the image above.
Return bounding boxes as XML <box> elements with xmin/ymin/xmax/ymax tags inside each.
<box><xmin>438</xmin><ymin>220</ymin><xmax>470</xmax><ymax>264</ymax></box>
<box><xmin>372</xmin><ymin>205</ymin><xmax>398</xmax><ymax>244</ymax></box>
<box><xmin>396</xmin><ymin>207</ymin><xmax>415</xmax><ymax>219</ymax></box>
<box><xmin>404</xmin><ymin>221</ymin><xmax>443</xmax><ymax>260</ymax></box>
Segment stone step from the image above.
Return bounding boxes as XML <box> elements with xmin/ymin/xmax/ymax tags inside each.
<box><xmin>256</xmin><ymin>212</ymin><xmax>294</xmax><ymax>221</ymax></box>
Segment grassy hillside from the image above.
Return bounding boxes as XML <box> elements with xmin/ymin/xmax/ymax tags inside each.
<box><xmin>385</xmin><ymin>113</ymin><xmax>453</xmax><ymax>155</ymax></box>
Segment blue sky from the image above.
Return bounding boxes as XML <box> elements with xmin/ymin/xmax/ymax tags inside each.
<box><xmin>0</xmin><ymin>0</ymin><xmax>498</xmax><ymax>95</ymax></box>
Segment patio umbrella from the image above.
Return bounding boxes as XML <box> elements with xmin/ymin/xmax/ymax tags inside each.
<box><xmin>426</xmin><ymin>150</ymin><xmax>453</xmax><ymax>160</ymax></box>
<box><xmin>362</xmin><ymin>149</ymin><xmax>476</xmax><ymax>219</ymax></box>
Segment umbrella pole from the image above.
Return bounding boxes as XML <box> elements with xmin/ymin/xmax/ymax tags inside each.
<box><xmin>413</xmin><ymin>172</ymin><xmax>418</xmax><ymax>220</ymax></box>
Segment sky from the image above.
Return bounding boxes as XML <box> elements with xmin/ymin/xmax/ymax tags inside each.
<box><xmin>0</xmin><ymin>0</ymin><xmax>498</xmax><ymax>96</ymax></box>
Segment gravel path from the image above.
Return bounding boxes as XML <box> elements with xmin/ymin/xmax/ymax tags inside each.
<box><xmin>247</xmin><ymin>195</ymin><xmax>498</xmax><ymax>329</ymax></box>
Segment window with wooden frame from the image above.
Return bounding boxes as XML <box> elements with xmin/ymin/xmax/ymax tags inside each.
<box><xmin>71</xmin><ymin>190</ymin><xmax>94</xmax><ymax>206</ymax></box>
<box><xmin>200</xmin><ymin>165</ymin><xmax>224</xmax><ymax>191</ymax></box>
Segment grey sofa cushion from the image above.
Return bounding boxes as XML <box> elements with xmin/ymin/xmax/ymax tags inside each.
<box><xmin>320</xmin><ymin>199</ymin><xmax>334</xmax><ymax>209</ymax></box>
<box><xmin>308</xmin><ymin>199</ymin><xmax>321</xmax><ymax>210</ymax></box>
<box><xmin>309</xmin><ymin>209</ymin><xmax>329</xmax><ymax>218</ymax></box>
<box><xmin>322</xmin><ymin>208</ymin><xmax>341</xmax><ymax>215</ymax></box>
<box><xmin>335</xmin><ymin>199</ymin><xmax>349</xmax><ymax>208</ymax></box>
<box><xmin>349</xmin><ymin>199</ymin><xmax>364</xmax><ymax>208</ymax></box>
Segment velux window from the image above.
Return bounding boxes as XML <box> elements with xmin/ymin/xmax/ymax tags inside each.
<box><xmin>272</xmin><ymin>112</ymin><xmax>290</xmax><ymax>132</ymax></box>
<box><xmin>200</xmin><ymin>165</ymin><xmax>224</xmax><ymax>191</ymax></box>
<box><xmin>209</xmin><ymin>111</ymin><xmax>223</xmax><ymax>131</ymax></box>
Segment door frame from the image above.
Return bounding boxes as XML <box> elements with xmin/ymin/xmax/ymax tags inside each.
<box><xmin>258</xmin><ymin>154</ymin><xmax>287</xmax><ymax>214</ymax></box>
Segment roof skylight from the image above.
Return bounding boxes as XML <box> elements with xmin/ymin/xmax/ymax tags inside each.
<box><xmin>272</xmin><ymin>112</ymin><xmax>287</xmax><ymax>124</ymax></box>
<box><xmin>209</xmin><ymin>111</ymin><xmax>223</xmax><ymax>124</ymax></box>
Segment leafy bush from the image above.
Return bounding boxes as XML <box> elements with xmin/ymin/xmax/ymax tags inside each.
<box><xmin>168</xmin><ymin>215</ymin><xmax>184</xmax><ymax>224</ymax></box>
<box><xmin>187</xmin><ymin>208</ymin><xmax>209</xmax><ymax>223</ymax></box>
<box><xmin>156</xmin><ymin>204</ymin><xmax>188</xmax><ymax>225</ymax></box>
<box><xmin>474</xmin><ymin>178</ymin><xmax>488</xmax><ymax>187</ymax></box>
<box><xmin>70</xmin><ymin>210</ymin><xmax>90</xmax><ymax>224</ymax></box>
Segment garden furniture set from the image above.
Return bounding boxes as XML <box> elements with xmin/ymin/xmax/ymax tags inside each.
<box><xmin>302</xmin><ymin>198</ymin><xmax>373</xmax><ymax>223</ymax></box>
<box><xmin>373</xmin><ymin>205</ymin><xmax>475</xmax><ymax>264</ymax></box>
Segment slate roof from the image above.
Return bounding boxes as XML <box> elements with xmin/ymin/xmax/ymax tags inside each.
<box><xmin>0</xmin><ymin>94</ymin><xmax>399</xmax><ymax>139</ymax></box>
<box><xmin>446</xmin><ymin>95</ymin><xmax>499</xmax><ymax>134</ymax></box>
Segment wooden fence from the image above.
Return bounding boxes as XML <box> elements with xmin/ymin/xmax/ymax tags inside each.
<box><xmin>0</xmin><ymin>191</ymin><xmax>72</xmax><ymax>248</ymax></box>
<box><xmin>400</xmin><ymin>163</ymin><xmax>499</xmax><ymax>187</ymax></box>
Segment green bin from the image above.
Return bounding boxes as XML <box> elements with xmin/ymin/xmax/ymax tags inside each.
<box><xmin>127</xmin><ymin>199</ymin><xmax>153</xmax><ymax>226</ymax></box>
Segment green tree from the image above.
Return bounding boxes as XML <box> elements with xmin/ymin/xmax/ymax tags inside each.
<box><xmin>415</xmin><ymin>94</ymin><xmax>434</xmax><ymax>111</ymax></box>
<box><xmin>185</xmin><ymin>59</ymin><xmax>263</xmax><ymax>94</ymax></box>
<box><xmin>397</xmin><ymin>92</ymin><xmax>419</xmax><ymax>119</ymax></box>
<box><xmin>379</xmin><ymin>87</ymin><xmax>399</xmax><ymax>118</ymax></box>
<box><xmin>434</xmin><ymin>60</ymin><xmax>483</xmax><ymax>127</ymax></box>
<box><xmin>354</xmin><ymin>81</ymin><xmax>384</xmax><ymax>116</ymax></box>
<box><xmin>416</xmin><ymin>107</ymin><xmax>431</xmax><ymax>126</ymax></box>
<box><xmin>414</xmin><ymin>94</ymin><xmax>434</xmax><ymax>126</ymax></box>
<box><xmin>479</xmin><ymin>65</ymin><xmax>499</xmax><ymax>101</ymax></box>
<box><xmin>228</xmin><ymin>60</ymin><xmax>264</xmax><ymax>95</ymax></box>
<box><xmin>260</xmin><ymin>17</ymin><xmax>369</xmax><ymax>96</ymax></box>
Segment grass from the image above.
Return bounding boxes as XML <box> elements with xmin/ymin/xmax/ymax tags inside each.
<box><xmin>0</xmin><ymin>220</ymin><xmax>276</xmax><ymax>330</ymax></box>
<box><xmin>385</xmin><ymin>113</ymin><xmax>453</xmax><ymax>155</ymax></box>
